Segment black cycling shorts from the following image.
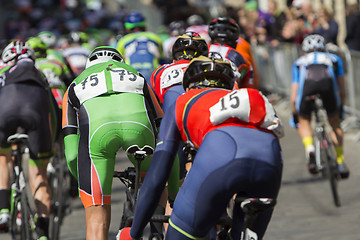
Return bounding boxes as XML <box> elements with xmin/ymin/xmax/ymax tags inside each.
<box><xmin>299</xmin><ymin>65</ymin><xmax>338</xmax><ymax>118</ymax></box>
<box><xmin>0</xmin><ymin>83</ymin><xmax>53</xmax><ymax>159</ymax></box>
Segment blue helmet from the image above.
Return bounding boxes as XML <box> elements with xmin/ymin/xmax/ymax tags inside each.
<box><xmin>124</xmin><ymin>12</ymin><xmax>146</xmax><ymax>30</ymax></box>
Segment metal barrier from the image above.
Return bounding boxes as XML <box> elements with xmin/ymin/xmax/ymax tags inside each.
<box><xmin>252</xmin><ymin>43</ymin><xmax>360</xmax><ymax>139</ymax></box>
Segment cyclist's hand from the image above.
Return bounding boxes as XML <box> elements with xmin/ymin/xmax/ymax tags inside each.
<box><xmin>289</xmin><ymin>113</ymin><xmax>299</xmax><ymax>128</ymax></box>
<box><xmin>339</xmin><ymin>105</ymin><xmax>345</xmax><ymax>121</ymax></box>
<box><xmin>116</xmin><ymin>227</ymin><xmax>133</xmax><ymax>240</ymax></box>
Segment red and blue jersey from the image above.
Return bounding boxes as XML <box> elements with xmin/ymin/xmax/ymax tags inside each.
<box><xmin>151</xmin><ymin>59</ymin><xmax>190</xmax><ymax>104</ymax></box>
<box><xmin>174</xmin><ymin>88</ymin><xmax>282</xmax><ymax>148</ymax></box>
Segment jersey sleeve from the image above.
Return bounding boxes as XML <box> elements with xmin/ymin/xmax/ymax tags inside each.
<box><xmin>292</xmin><ymin>61</ymin><xmax>300</xmax><ymax>84</ymax></box>
<box><xmin>62</xmin><ymin>87</ymin><xmax>80</xmax><ymax>178</ymax></box>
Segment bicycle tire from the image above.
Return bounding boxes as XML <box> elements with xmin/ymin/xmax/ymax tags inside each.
<box><xmin>49</xmin><ymin>142</ymin><xmax>67</xmax><ymax>240</ymax></box>
<box><xmin>21</xmin><ymin>189</ymin><xmax>36</xmax><ymax>240</ymax></box>
<box><xmin>10</xmin><ymin>197</ymin><xmax>22</xmax><ymax>240</ymax></box>
<box><xmin>314</xmin><ymin>134</ymin><xmax>326</xmax><ymax>178</ymax></box>
<box><xmin>323</xmin><ymin>133</ymin><xmax>341</xmax><ymax>207</ymax></box>
<box><xmin>21</xmin><ymin>148</ymin><xmax>40</xmax><ymax>239</ymax></box>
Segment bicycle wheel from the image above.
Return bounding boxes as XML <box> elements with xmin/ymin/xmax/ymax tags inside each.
<box><xmin>314</xmin><ymin>134</ymin><xmax>326</xmax><ymax>177</ymax></box>
<box><xmin>10</xmin><ymin>196</ymin><xmax>22</xmax><ymax>240</ymax></box>
<box><xmin>49</xmin><ymin>143</ymin><xmax>68</xmax><ymax>240</ymax></box>
<box><xmin>322</xmin><ymin>133</ymin><xmax>341</xmax><ymax>207</ymax></box>
<box><xmin>21</xmin><ymin>189</ymin><xmax>37</xmax><ymax>240</ymax></box>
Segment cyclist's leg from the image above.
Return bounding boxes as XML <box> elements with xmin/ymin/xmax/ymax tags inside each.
<box><xmin>322</xmin><ymin>85</ymin><xmax>349</xmax><ymax>178</ymax></box>
<box><xmin>25</xmin><ymin>85</ymin><xmax>54</xmax><ymax>238</ymax></box>
<box><xmin>0</xmin><ymin>149</ymin><xmax>11</xmax><ymax>231</ymax></box>
<box><xmin>167</xmin><ymin>127</ymin><xmax>282</xmax><ymax>239</ymax></box>
<box><xmin>298</xmin><ymin>80</ymin><xmax>318</xmax><ymax>173</ymax></box>
<box><xmin>77</xmin><ymin>119</ymin><xmax>118</xmax><ymax>240</ymax></box>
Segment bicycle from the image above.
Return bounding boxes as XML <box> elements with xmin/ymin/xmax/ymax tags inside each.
<box><xmin>48</xmin><ymin>137</ymin><xmax>71</xmax><ymax>240</ymax></box>
<box><xmin>8</xmin><ymin>131</ymin><xmax>39</xmax><ymax>240</ymax></box>
<box><xmin>217</xmin><ymin>197</ymin><xmax>276</xmax><ymax>240</ymax></box>
<box><xmin>114</xmin><ymin>146</ymin><xmax>169</xmax><ymax>240</ymax></box>
<box><xmin>310</xmin><ymin>94</ymin><xmax>341</xmax><ymax>207</ymax></box>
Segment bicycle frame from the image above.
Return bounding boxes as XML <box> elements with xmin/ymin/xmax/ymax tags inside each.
<box><xmin>114</xmin><ymin>148</ymin><xmax>169</xmax><ymax>239</ymax></box>
<box><xmin>217</xmin><ymin>197</ymin><xmax>276</xmax><ymax>240</ymax></box>
<box><xmin>311</xmin><ymin>95</ymin><xmax>341</xmax><ymax>207</ymax></box>
<box><xmin>8</xmin><ymin>133</ymin><xmax>39</xmax><ymax>240</ymax></box>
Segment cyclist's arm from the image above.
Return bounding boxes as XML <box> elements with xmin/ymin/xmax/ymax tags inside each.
<box><xmin>130</xmin><ymin>104</ymin><xmax>180</xmax><ymax>239</ymax></box>
<box><xmin>337</xmin><ymin>75</ymin><xmax>345</xmax><ymax>106</ymax></box>
<box><xmin>291</xmin><ymin>63</ymin><xmax>300</xmax><ymax>113</ymax></box>
<box><xmin>143</xmin><ymin>78</ymin><xmax>164</xmax><ymax>131</ymax></box>
<box><xmin>62</xmin><ymin>87</ymin><xmax>80</xmax><ymax>179</ymax></box>
<box><xmin>334</xmin><ymin>56</ymin><xmax>346</xmax><ymax>106</ymax></box>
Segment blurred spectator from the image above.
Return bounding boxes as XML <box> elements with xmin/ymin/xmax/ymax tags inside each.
<box><xmin>244</xmin><ymin>0</ymin><xmax>272</xmax><ymax>45</ymax></box>
<box><xmin>280</xmin><ymin>5</ymin><xmax>310</xmax><ymax>45</ymax></box>
<box><xmin>345</xmin><ymin>3</ymin><xmax>360</xmax><ymax>51</ymax></box>
<box><xmin>313</xmin><ymin>6</ymin><xmax>339</xmax><ymax>46</ymax></box>
<box><xmin>299</xmin><ymin>0</ymin><xmax>317</xmax><ymax>33</ymax></box>
<box><xmin>267</xmin><ymin>0</ymin><xmax>287</xmax><ymax>46</ymax></box>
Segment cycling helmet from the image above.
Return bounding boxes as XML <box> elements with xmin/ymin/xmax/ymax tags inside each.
<box><xmin>37</xmin><ymin>31</ymin><xmax>57</xmax><ymax>48</ymax></box>
<box><xmin>85</xmin><ymin>46</ymin><xmax>124</xmax><ymax>68</ymax></box>
<box><xmin>183</xmin><ymin>55</ymin><xmax>235</xmax><ymax>90</ymax></box>
<box><xmin>124</xmin><ymin>11</ymin><xmax>146</xmax><ymax>30</ymax></box>
<box><xmin>169</xmin><ymin>20</ymin><xmax>186</xmax><ymax>36</ymax></box>
<box><xmin>208</xmin><ymin>17</ymin><xmax>240</xmax><ymax>46</ymax></box>
<box><xmin>302</xmin><ymin>34</ymin><xmax>326</xmax><ymax>52</ymax></box>
<box><xmin>26</xmin><ymin>37</ymin><xmax>47</xmax><ymax>58</ymax></box>
<box><xmin>1</xmin><ymin>40</ymin><xmax>35</xmax><ymax>63</ymax></box>
<box><xmin>68</xmin><ymin>31</ymin><xmax>89</xmax><ymax>44</ymax></box>
<box><xmin>172</xmin><ymin>32</ymin><xmax>209</xmax><ymax>61</ymax></box>
<box><xmin>187</xmin><ymin>14</ymin><xmax>205</xmax><ymax>26</ymax></box>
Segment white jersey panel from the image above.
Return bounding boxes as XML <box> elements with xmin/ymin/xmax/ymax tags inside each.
<box><xmin>160</xmin><ymin>63</ymin><xmax>188</xmax><ymax>91</ymax></box>
<box><xmin>74</xmin><ymin>71</ymin><xmax>108</xmax><ymax>104</ymax></box>
<box><xmin>110</xmin><ymin>68</ymin><xmax>145</xmax><ymax>94</ymax></box>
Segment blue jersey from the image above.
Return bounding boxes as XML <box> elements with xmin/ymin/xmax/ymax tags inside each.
<box><xmin>292</xmin><ymin>51</ymin><xmax>344</xmax><ymax>113</ymax></box>
<box><xmin>116</xmin><ymin>32</ymin><xmax>163</xmax><ymax>85</ymax></box>
<box><xmin>292</xmin><ymin>51</ymin><xmax>344</xmax><ymax>84</ymax></box>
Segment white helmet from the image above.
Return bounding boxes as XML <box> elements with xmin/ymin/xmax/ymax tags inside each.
<box><xmin>38</xmin><ymin>31</ymin><xmax>57</xmax><ymax>48</ymax></box>
<box><xmin>85</xmin><ymin>46</ymin><xmax>124</xmax><ymax>68</ymax></box>
<box><xmin>302</xmin><ymin>34</ymin><xmax>325</xmax><ymax>52</ymax></box>
<box><xmin>1</xmin><ymin>40</ymin><xmax>35</xmax><ymax>63</ymax></box>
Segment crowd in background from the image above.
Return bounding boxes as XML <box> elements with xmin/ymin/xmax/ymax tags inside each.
<box><xmin>1</xmin><ymin>0</ymin><xmax>360</xmax><ymax>53</ymax></box>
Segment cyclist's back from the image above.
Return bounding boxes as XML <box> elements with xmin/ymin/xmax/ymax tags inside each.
<box><xmin>62</xmin><ymin>32</ymin><xmax>92</xmax><ymax>77</ymax></box>
<box><xmin>293</xmin><ymin>50</ymin><xmax>343</xmax><ymax>113</ymax></box>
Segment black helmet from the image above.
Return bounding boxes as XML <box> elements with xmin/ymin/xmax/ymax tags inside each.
<box><xmin>208</xmin><ymin>17</ymin><xmax>240</xmax><ymax>46</ymax></box>
<box><xmin>172</xmin><ymin>32</ymin><xmax>209</xmax><ymax>61</ymax></box>
<box><xmin>183</xmin><ymin>54</ymin><xmax>235</xmax><ymax>90</ymax></box>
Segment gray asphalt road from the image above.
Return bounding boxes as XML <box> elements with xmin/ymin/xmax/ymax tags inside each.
<box><xmin>1</xmin><ymin>102</ymin><xmax>359</xmax><ymax>240</ymax></box>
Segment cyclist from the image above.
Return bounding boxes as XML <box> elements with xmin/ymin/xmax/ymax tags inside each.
<box><xmin>62</xmin><ymin>31</ymin><xmax>92</xmax><ymax>77</ymax></box>
<box><xmin>0</xmin><ymin>40</ymin><xmax>59</xmax><ymax>239</ymax></box>
<box><xmin>290</xmin><ymin>34</ymin><xmax>350</xmax><ymax>178</ymax></box>
<box><xmin>26</xmin><ymin>36</ymin><xmax>71</xmax><ymax>108</ymax></box>
<box><xmin>185</xmin><ymin>14</ymin><xmax>211</xmax><ymax>45</ymax></box>
<box><xmin>62</xmin><ymin>46</ymin><xmax>164</xmax><ymax>240</ymax></box>
<box><xmin>208</xmin><ymin>17</ymin><xmax>257</xmax><ymax>89</ymax></box>
<box><xmin>118</xmin><ymin>55</ymin><xmax>284</xmax><ymax>239</ymax></box>
<box><xmin>116</xmin><ymin>11</ymin><xmax>165</xmax><ymax>86</ymax></box>
<box><xmin>162</xmin><ymin>20</ymin><xmax>187</xmax><ymax>61</ymax></box>
<box><xmin>151</xmin><ymin>32</ymin><xmax>209</xmax><ymax>205</ymax></box>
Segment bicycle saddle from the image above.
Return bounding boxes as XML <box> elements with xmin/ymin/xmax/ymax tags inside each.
<box><xmin>126</xmin><ymin>145</ymin><xmax>154</xmax><ymax>156</ymax></box>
